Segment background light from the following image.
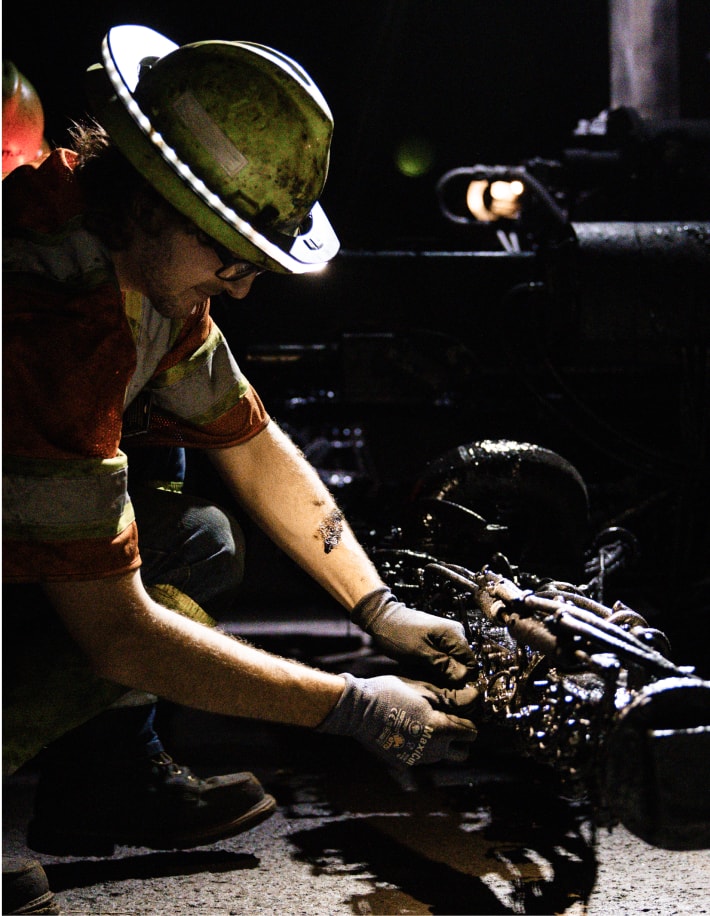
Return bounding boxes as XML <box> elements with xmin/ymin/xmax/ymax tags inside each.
<box><xmin>466</xmin><ymin>178</ymin><xmax>524</xmax><ymax>221</ymax></box>
<box><xmin>394</xmin><ymin>135</ymin><xmax>435</xmax><ymax>178</ymax></box>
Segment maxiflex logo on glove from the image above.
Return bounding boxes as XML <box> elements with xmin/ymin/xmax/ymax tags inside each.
<box><xmin>378</xmin><ymin>706</ymin><xmax>434</xmax><ymax>766</ymax></box>
<box><xmin>317</xmin><ymin>673</ymin><xmax>478</xmax><ymax>768</ymax></box>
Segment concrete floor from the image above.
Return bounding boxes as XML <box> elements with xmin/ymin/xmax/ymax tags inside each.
<box><xmin>4</xmin><ymin>610</ymin><xmax>710</xmax><ymax>916</ymax></box>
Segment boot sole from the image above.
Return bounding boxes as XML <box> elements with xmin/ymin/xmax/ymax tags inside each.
<box><xmin>26</xmin><ymin>794</ymin><xmax>277</xmax><ymax>857</ymax></box>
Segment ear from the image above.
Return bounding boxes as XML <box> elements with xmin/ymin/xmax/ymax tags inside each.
<box><xmin>129</xmin><ymin>184</ymin><xmax>172</xmax><ymax>237</ymax></box>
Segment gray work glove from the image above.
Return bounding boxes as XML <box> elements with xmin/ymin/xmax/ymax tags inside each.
<box><xmin>351</xmin><ymin>587</ymin><xmax>477</xmax><ymax>682</ymax></box>
<box><xmin>316</xmin><ymin>672</ymin><xmax>479</xmax><ymax>767</ymax></box>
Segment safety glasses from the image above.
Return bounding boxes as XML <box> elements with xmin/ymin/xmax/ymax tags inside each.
<box><xmin>211</xmin><ymin>240</ymin><xmax>266</xmax><ymax>282</ymax></box>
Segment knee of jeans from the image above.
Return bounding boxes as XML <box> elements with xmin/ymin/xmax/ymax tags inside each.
<box><xmin>199</xmin><ymin>504</ymin><xmax>246</xmax><ymax>592</ymax></box>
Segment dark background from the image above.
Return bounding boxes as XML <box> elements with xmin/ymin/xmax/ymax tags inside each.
<box><xmin>5</xmin><ymin>0</ymin><xmax>708</xmax><ymax>245</ymax></box>
<box><xmin>4</xmin><ymin>2</ymin><xmax>710</xmax><ymax>667</ymax></box>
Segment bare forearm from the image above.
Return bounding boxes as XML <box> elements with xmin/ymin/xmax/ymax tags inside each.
<box><xmin>210</xmin><ymin>423</ymin><xmax>384</xmax><ymax>609</ymax></box>
<box><xmin>44</xmin><ymin>575</ymin><xmax>344</xmax><ymax>727</ymax></box>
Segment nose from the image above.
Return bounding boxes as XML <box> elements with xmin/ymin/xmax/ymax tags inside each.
<box><xmin>222</xmin><ymin>272</ymin><xmax>261</xmax><ymax>299</ymax></box>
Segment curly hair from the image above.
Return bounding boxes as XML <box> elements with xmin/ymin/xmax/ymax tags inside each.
<box><xmin>69</xmin><ymin>119</ymin><xmax>186</xmax><ymax>250</ymax></box>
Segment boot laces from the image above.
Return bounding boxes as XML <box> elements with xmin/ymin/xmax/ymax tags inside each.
<box><xmin>149</xmin><ymin>751</ymin><xmax>198</xmax><ymax>782</ymax></box>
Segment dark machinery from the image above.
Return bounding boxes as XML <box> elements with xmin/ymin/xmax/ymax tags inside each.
<box><xmin>227</xmin><ymin>106</ymin><xmax>710</xmax><ymax>851</ymax></box>
<box><xmin>369</xmin><ymin>440</ymin><xmax>710</xmax><ymax>853</ymax></box>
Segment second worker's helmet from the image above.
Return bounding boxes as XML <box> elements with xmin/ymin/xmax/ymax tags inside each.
<box><xmin>3</xmin><ymin>60</ymin><xmax>48</xmax><ymax>176</ymax></box>
<box><xmin>86</xmin><ymin>24</ymin><xmax>339</xmax><ymax>273</ymax></box>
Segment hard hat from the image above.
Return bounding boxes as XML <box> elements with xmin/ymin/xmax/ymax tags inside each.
<box><xmin>2</xmin><ymin>60</ymin><xmax>48</xmax><ymax>176</ymax></box>
<box><xmin>86</xmin><ymin>24</ymin><xmax>339</xmax><ymax>274</ymax></box>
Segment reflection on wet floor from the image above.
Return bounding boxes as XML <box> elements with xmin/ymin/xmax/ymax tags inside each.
<box><xmin>4</xmin><ymin>621</ymin><xmax>708</xmax><ymax>915</ymax></box>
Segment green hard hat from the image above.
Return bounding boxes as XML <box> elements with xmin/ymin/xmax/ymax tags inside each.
<box><xmin>86</xmin><ymin>24</ymin><xmax>339</xmax><ymax>273</ymax></box>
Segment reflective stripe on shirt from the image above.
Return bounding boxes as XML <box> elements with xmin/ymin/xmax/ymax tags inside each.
<box><xmin>3</xmin><ymin>452</ymin><xmax>134</xmax><ymax>542</ymax></box>
<box><xmin>150</xmin><ymin>323</ymin><xmax>250</xmax><ymax>425</ymax></box>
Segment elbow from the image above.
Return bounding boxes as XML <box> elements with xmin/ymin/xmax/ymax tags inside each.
<box><xmin>90</xmin><ymin>649</ymin><xmax>133</xmax><ymax>686</ymax></box>
<box><xmin>86</xmin><ymin>641</ymin><xmax>139</xmax><ymax>689</ymax></box>
<box><xmin>80</xmin><ymin>619</ymin><xmax>152</xmax><ymax>689</ymax></box>
<box><xmin>42</xmin><ymin>572</ymin><xmax>160</xmax><ymax>691</ymax></box>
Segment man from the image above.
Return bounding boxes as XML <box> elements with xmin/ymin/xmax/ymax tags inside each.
<box><xmin>3</xmin><ymin>24</ymin><xmax>478</xmax><ymax>893</ymax></box>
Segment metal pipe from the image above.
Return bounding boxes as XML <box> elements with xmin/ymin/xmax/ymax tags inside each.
<box><xmin>609</xmin><ymin>0</ymin><xmax>680</xmax><ymax>119</ymax></box>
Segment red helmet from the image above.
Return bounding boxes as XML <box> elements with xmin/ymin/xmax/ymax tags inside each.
<box><xmin>2</xmin><ymin>60</ymin><xmax>48</xmax><ymax>176</ymax></box>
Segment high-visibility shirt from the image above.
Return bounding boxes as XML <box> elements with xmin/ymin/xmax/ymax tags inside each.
<box><xmin>3</xmin><ymin>149</ymin><xmax>269</xmax><ymax>583</ymax></box>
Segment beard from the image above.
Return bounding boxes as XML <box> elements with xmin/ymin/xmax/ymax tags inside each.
<box><xmin>144</xmin><ymin>287</ymin><xmax>208</xmax><ymax>319</ymax></box>
<box><xmin>125</xmin><ymin>228</ymin><xmax>220</xmax><ymax>319</ymax></box>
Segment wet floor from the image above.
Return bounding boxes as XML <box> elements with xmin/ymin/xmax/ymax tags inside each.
<box><xmin>4</xmin><ymin>609</ymin><xmax>710</xmax><ymax>915</ymax></box>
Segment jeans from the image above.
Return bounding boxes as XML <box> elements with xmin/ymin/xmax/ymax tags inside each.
<box><xmin>3</xmin><ymin>472</ymin><xmax>246</xmax><ymax>772</ymax></box>
<box><xmin>131</xmin><ymin>483</ymin><xmax>245</xmax><ymax>619</ymax></box>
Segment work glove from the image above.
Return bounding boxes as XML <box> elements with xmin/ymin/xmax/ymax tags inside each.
<box><xmin>351</xmin><ymin>587</ymin><xmax>477</xmax><ymax>683</ymax></box>
<box><xmin>316</xmin><ymin>672</ymin><xmax>479</xmax><ymax>768</ymax></box>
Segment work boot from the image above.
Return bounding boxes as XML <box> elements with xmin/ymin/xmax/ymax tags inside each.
<box><xmin>26</xmin><ymin>751</ymin><xmax>277</xmax><ymax>856</ymax></box>
<box><xmin>2</xmin><ymin>859</ymin><xmax>60</xmax><ymax>914</ymax></box>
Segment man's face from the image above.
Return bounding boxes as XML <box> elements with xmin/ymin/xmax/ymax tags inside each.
<box><xmin>116</xmin><ymin>220</ymin><xmax>262</xmax><ymax>319</ymax></box>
